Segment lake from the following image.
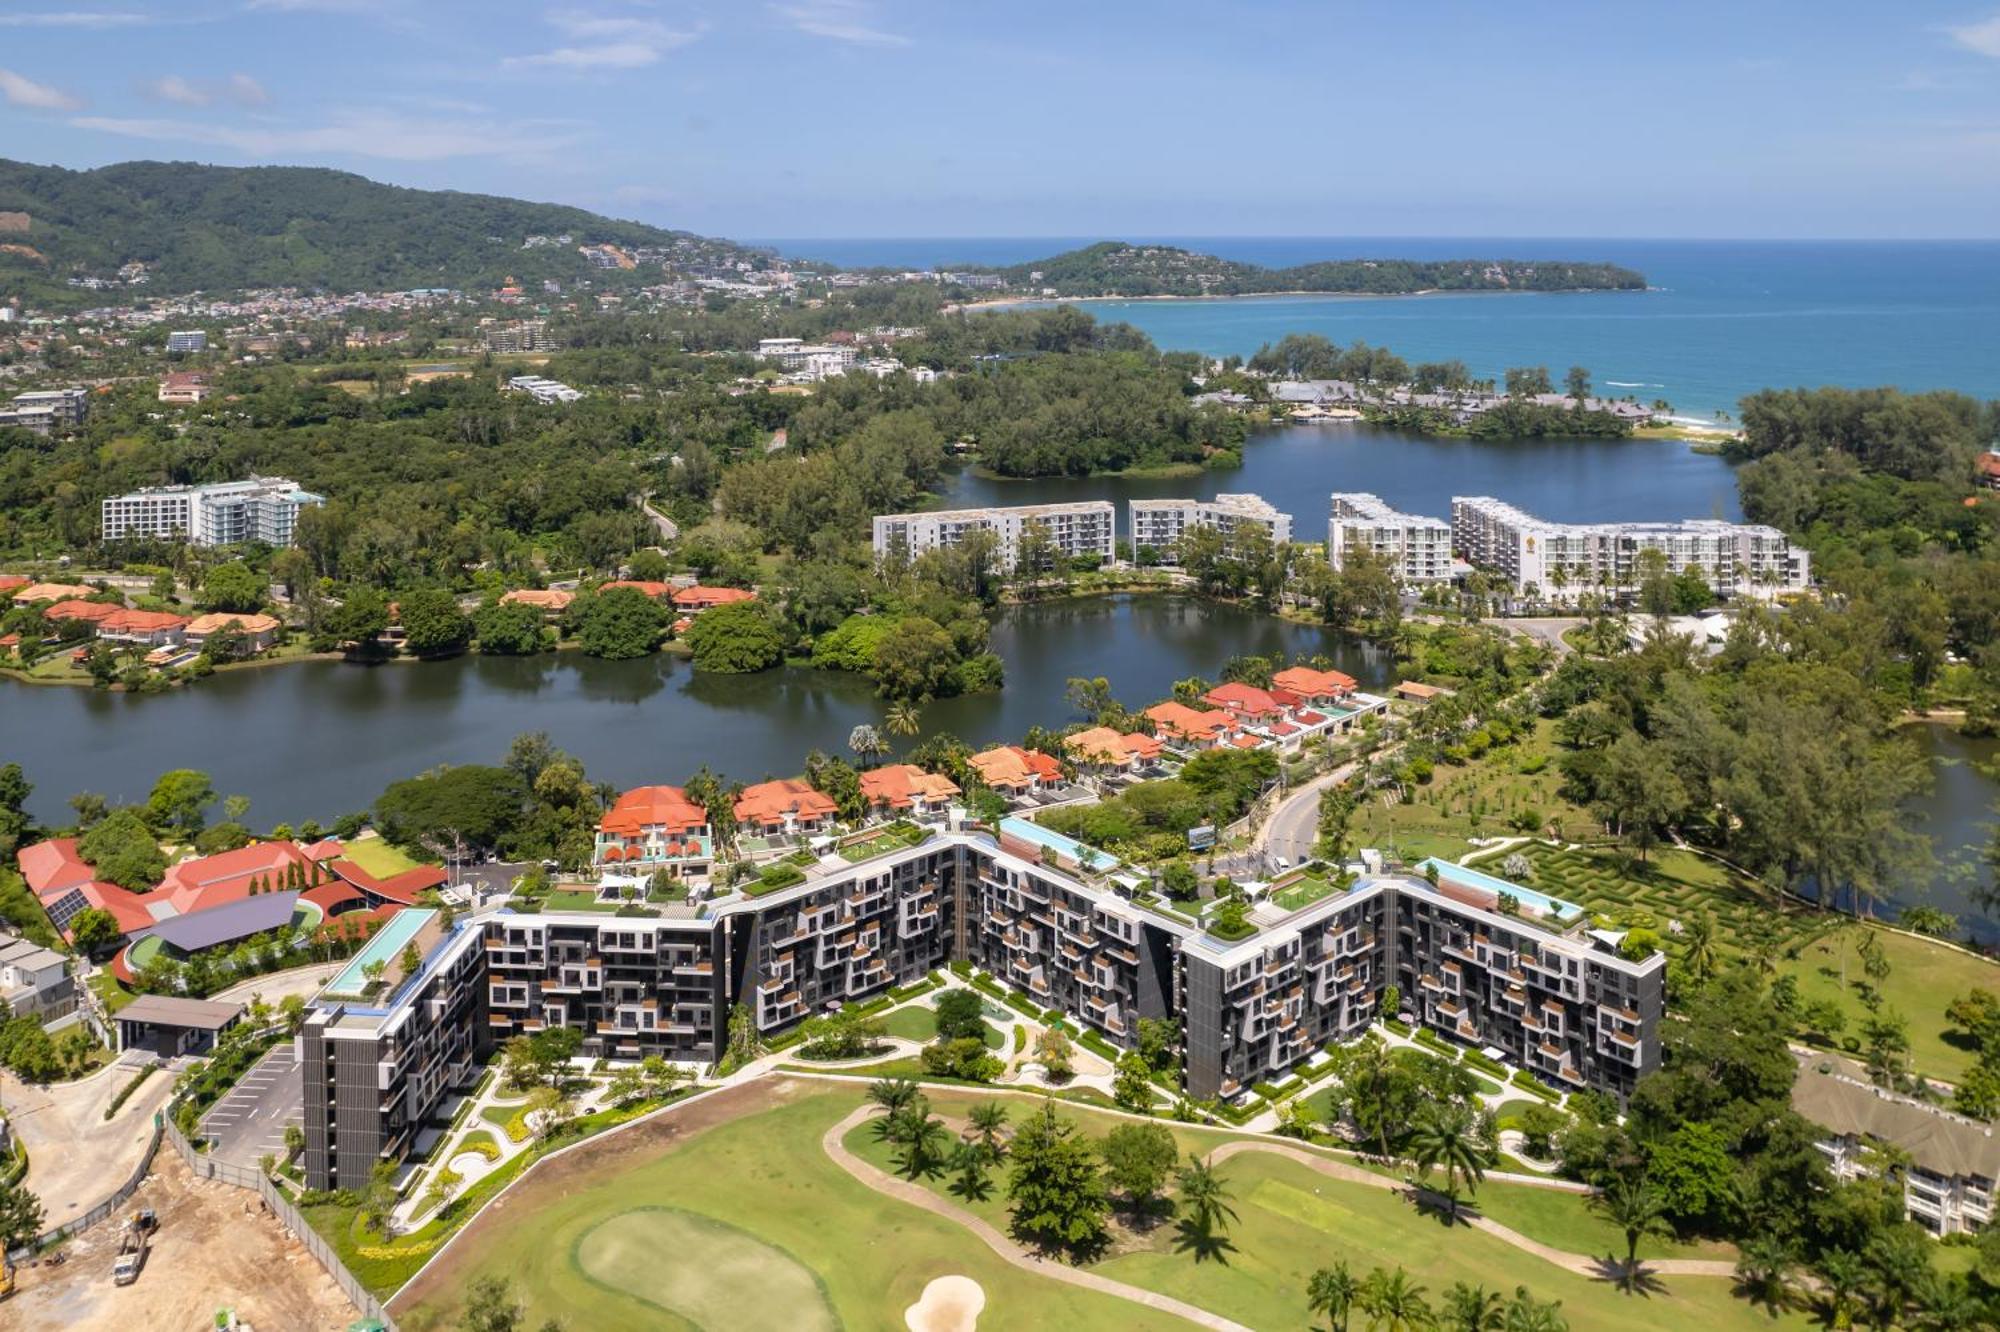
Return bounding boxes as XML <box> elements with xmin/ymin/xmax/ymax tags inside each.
<box><xmin>938</xmin><ymin>421</ymin><xmax>1743</xmax><ymax>535</ymax></box>
<box><xmin>0</xmin><ymin>596</ymin><xmax>1391</xmax><ymax>827</ymax></box>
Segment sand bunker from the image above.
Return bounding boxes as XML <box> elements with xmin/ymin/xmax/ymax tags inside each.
<box><xmin>905</xmin><ymin>1274</ymin><xmax>986</xmax><ymax>1332</ymax></box>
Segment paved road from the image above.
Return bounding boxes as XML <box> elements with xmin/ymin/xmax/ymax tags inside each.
<box><xmin>199</xmin><ymin>1046</ymin><xmax>303</xmax><ymax>1170</ymax></box>
<box><xmin>1256</xmin><ymin>761</ymin><xmax>1363</xmax><ymax>866</ymax></box>
<box><xmin>1493</xmin><ymin>616</ymin><xmax>1585</xmax><ymax>656</ymax></box>
<box><xmin>208</xmin><ymin>960</ymin><xmax>345</xmax><ymax>1008</ymax></box>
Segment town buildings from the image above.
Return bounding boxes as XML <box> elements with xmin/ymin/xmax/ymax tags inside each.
<box><xmin>299</xmin><ymin>829</ymin><xmax>1663</xmax><ymax>1189</ymax></box>
<box><xmin>165</xmin><ymin>329</ymin><xmax>207</xmax><ymax>354</ymax></box>
<box><xmin>1451</xmin><ymin>496</ymin><xmax>1810</xmax><ymax>600</ymax></box>
<box><xmin>1129</xmin><ymin>494</ymin><xmax>1294</xmax><ymax>561</ymax></box>
<box><xmin>101</xmin><ymin>476</ymin><xmax>325</xmax><ymax>546</ymax></box>
<box><xmin>1328</xmin><ymin>493</ymin><xmax>1455</xmax><ymax>583</ymax></box>
<box><xmin>0</xmin><ymin>934</ymin><xmax>75</xmax><ymax>1024</ymax></box>
<box><xmin>1793</xmin><ymin>1056</ymin><xmax>1998</xmax><ymax>1235</ymax></box>
<box><xmin>504</xmin><ymin>374</ymin><xmax>582</xmax><ymax>404</ymax></box>
<box><xmin>482</xmin><ymin>319</ymin><xmax>548</xmax><ymax>353</ymax></box>
<box><xmin>0</xmin><ymin>387</ymin><xmax>89</xmax><ymax>436</ymax></box>
<box><xmin>873</xmin><ymin>501</ymin><xmax>1116</xmax><ymax>568</ymax></box>
<box><xmin>157</xmin><ymin>370</ymin><xmax>214</xmax><ymax>404</ymax></box>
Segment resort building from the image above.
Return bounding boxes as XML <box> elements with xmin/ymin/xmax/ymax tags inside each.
<box><xmin>1129</xmin><ymin>494</ymin><xmax>1294</xmax><ymax>562</ymax></box>
<box><xmin>1063</xmin><ymin>727</ymin><xmax>1165</xmax><ymax>777</ymax></box>
<box><xmin>158</xmin><ymin>371</ymin><xmax>214</xmax><ymax>404</ymax></box>
<box><xmin>1271</xmin><ymin>664</ymin><xmax>1360</xmax><ymax>707</ymax></box>
<box><xmin>1328</xmin><ymin>493</ymin><xmax>1454</xmax><ymax>584</ymax></box>
<box><xmin>1793</xmin><ymin>1056</ymin><xmax>1999</xmax><ymax>1236</ymax></box>
<box><xmin>499</xmin><ymin>588</ymin><xmax>574</xmax><ymax>617</ymax></box>
<box><xmin>1450</xmin><ymin>496</ymin><xmax>1810</xmax><ymax>601</ymax></box>
<box><xmin>872</xmin><ymin>502</ymin><xmax>1116</xmax><ymax>569</ymax></box>
<box><xmin>966</xmin><ymin>745</ymin><xmax>1067</xmax><ymax>796</ymax></box>
<box><xmin>857</xmin><ymin>764</ymin><xmax>961</xmax><ymax>818</ymax></box>
<box><xmin>504</xmin><ymin>375</ymin><xmax>583</xmax><ymax>404</ymax></box>
<box><xmin>1143</xmin><ymin>701</ymin><xmax>1235</xmax><ymax>747</ymax></box>
<box><xmin>101</xmin><ymin>476</ymin><xmax>325</xmax><ymax>546</ymax></box>
<box><xmin>0</xmin><ymin>387</ymin><xmax>89</xmax><ymax>436</ymax></box>
<box><xmin>299</xmin><ymin>832</ymin><xmax>1664</xmax><ymax>1189</ymax></box>
<box><xmin>183</xmin><ymin>612</ymin><xmax>282</xmax><ymax>654</ymax></box>
<box><xmin>733</xmin><ymin>779</ymin><xmax>839</xmax><ymax>838</ymax></box>
<box><xmin>594</xmin><ymin>785</ymin><xmax>714</xmax><ymax>880</ymax></box>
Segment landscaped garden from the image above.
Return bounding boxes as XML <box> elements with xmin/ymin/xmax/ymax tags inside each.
<box><xmin>1351</xmin><ymin>719</ymin><xmax>1592</xmax><ymax>862</ymax></box>
<box><xmin>340</xmin><ymin>833</ymin><xmax>430</xmax><ymax>879</ymax></box>
<box><xmin>837</xmin><ymin>819</ymin><xmax>929</xmax><ymax>863</ymax></box>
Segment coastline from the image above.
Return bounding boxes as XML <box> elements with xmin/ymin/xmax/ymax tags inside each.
<box><xmin>956</xmin><ymin>285</ymin><xmax>1640</xmax><ymax>313</ymax></box>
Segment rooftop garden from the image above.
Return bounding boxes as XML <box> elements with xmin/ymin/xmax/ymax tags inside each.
<box><xmin>836</xmin><ymin>819</ymin><xmax>928</xmax><ymax>863</ymax></box>
<box><xmin>1269</xmin><ymin>861</ymin><xmax>1346</xmax><ymax>912</ymax></box>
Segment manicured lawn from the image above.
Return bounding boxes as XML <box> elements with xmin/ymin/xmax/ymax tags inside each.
<box><xmin>843</xmin><ymin>1090</ymin><xmax>1791</xmax><ymax>1332</ymax></box>
<box><xmin>1271</xmin><ymin>873</ymin><xmax>1339</xmax><ymax>911</ymax></box>
<box><xmin>879</xmin><ymin>1004</ymin><xmax>1004</xmax><ymax>1049</ymax></box>
<box><xmin>1506</xmin><ymin>842</ymin><xmax>1999</xmax><ymax>1083</ymax></box>
<box><xmin>342</xmin><ymin>834</ymin><xmax>429</xmax><ymax>878</ymax></box>
<box><xmin>392</xmin><ymin>1082</ymin><xmax>1178</xmax><ymax>1332</ymax></box>
<box><xmin>89</xmin><ymin>969</ymin><xmax>139</xmax><ymax>1015</ymax></box>
<box><xmin>838</xmin><ymin>821</ymin><xmax>927</xmax><ymax>863</ymax></box>
<box><xmin>542</xmin><ymin>888</ymin><xmax>626</xmax><ymax>913</ymax></box>
<box><xmin>1782</xmin><ymin>923</ymin><xmax>1998</xmax><ymax>1083</ymax></box>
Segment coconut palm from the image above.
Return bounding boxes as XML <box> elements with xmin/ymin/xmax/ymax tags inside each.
<box><xmin>1347</xmin><ymin>1038</ymin><xmax>1401</xmax><ymax>1163</ymax></box>
<box><xmin>1359</xmin><ymin>1266</ymin><xmax>1433</xmax><ymax>1332</ymax></box>
<box><xmin>884</xmin><ymin>702</ymin><xmax>922</xmax><ymax>737</ymax></box>
<box><xmin>1732</xmin><ymin>1234</ymin><xmax>1796</xmax><ymax>1315</ymax></box>
<box><xmin>1175</xmin><ymin>1152</ymin><xmax>1238</xmax><ymax>1235</ymax></box>
<box><xmin>1682</xmin><ymin>911</ymin><xmax>1718</xmax><ymax>982</ymax></box>
<box><xmin>867</xmin><ymin>1077</ymin><xmax>920</xmax><ymax>1138</ymax></box>
<box><xmin>1812</xmin><ymin>1248</ymin><xmax>1865</xmax><ymax>1330</ymax></box>
<box><xmin>1589</xmin><ymin>1169</ymin><xmax>1671</xmax><ymax>1289</ymax></box>
<box><xmin>1442</xmin><ymin>1281</ymin><xmax>1504</xmax><ymax>1330</ymax></box>
<box><xmin>890</xmin><ymin>1104</ymin><xmax>952</xmax><ymax>1181</ymax></box>
<box><xmin>1407</xmin><ymin>1101</ymin><xmax>1492</xmax><ymax>1220</ymax></box>
<box><xmin>848</xmin><ymin>723</ymin><xmax>885</xmax><ymax>767</ymax></box>
<box><xmin>1500</xmin><ymin>1287</ymin><xmax>1567</xmax><ymax>1332</ymax></box>
<box><xmin>1307</xmin><ymin>1261</ymin><xmax>1361</xmax><ymax>1332</ymax></box>
<box><xmin>965</xmin><ymin>1100</ymin><xmax>1010</xmax><ymax>1162</ymax></box>
<box><xmin>1912</xmin><ymin>1274</ymin><xmax>1986</xmax><ymax>1331</ymax></box>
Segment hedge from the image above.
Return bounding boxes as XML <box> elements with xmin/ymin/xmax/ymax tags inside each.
<box><xmin>887</xmin><ymin>973</ymin><xmax>942</xmax><ymax>1001</ymax></box>
<box><xmin>1510</xmin><ymin>1068</ymin><xmax>1560</xmax><ymax>1101</ymax></box>
<box><xmin>1462</xmin><ymin>1049</ymin><xmax>1507</xmax><ymax>1078</ymax></box>
<box><xmin>102</xmin><ymin>1063</ymin><xmax>159</xmax><ymax>1121</ymax></box>
<box><xmin>1382</xmin><ymin>1018</ymin><xmax>1412</xmax><ymax>1037</ymax></box>
<box><xmin>1412</xmin><ymin>1027</ymin><xmax>1455</xmax><ymax>1057</ymax></box>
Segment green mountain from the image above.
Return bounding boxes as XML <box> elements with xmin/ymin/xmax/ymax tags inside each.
<box><xmin>0</xmin><ymin>158</ymin><xmax>768</xmax><ymax>304</ymax></box>
<box><xmin>995</xmin><ymin>241</ymin><xmax>1645</xmax><ymax>297</ymax></box>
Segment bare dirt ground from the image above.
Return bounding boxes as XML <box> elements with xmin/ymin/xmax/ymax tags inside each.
<box><xmin>7</xmin><ymin>1150</ymin><xmax>356</xmax><ymax>1331</ymax></box>
<box><xmin>2</xmin><ymin>1057</ymin><xmax>174</xmax><ymax>1234</ymax></box>
<box><xmin>392</xmin><ymin>1075</ymin><xmax>804</xmax><ymax>1317</ymax></box>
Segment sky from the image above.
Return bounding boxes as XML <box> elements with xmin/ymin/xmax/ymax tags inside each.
<box><xmin>3</xmin><ymin>1</ymin><xmax>2000</xmax><ymax>240</ymax></box>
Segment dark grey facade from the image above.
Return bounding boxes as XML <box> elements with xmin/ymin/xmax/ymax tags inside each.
<box><xmin>302</xmin><ymin>834</ymin><xmax>1665</xmax><ymax>1189</ymax></box>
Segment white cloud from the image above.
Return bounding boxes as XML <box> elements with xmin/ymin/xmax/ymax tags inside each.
<box><xmin>146</xmin><ymin>75</ymin><xmax>212</xmax><ymax>107</ymax></box>
<box><xmin>772</xmin><ymin>0</ymin><xmax>910</xmax><ymax>48</ymax></box>
<box><xmin>1947</xmin><ymin>13</ymin><xmax>2000</xmax><ymax>58</ymax></box>
<box><xmin>69</xmin><ymin>112</ymin><xmax>585</xmax><ymax>163</ymax></box>
<box><xmin>0</xmin><ymin>68</ymin><xmax>84</xmax><ymax>111</ymax></box>
<box><xmin>0</xmin><ymin>11</ymin><xmax>151</xmax><ymax>27</ymax></box>
<box><xmin>228</xmin><ymin>73</ymin><xmax>271</xmax><ymax>105</ymax></box>
<box><xmin>501</xmin><ymin>8</ymin><xmax>703</xmax><ymax>71</ymax></box>
<box><xmin>143</xmin><ymin>73</ymin><xmax>273</xmax><ymax>107</ymax></box>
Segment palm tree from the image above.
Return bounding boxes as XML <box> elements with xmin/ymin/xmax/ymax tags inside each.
<box><xmin>1174</xmin><ymin>1151</ymin><xmax>1239</xmax><ymax>1237</ymax></box>
<box><xmin>1307</xmin><ymin>1262</ymin><xmax>1361</xmax><ymax>1332</ymax></box>
<box><xmin>867</xmin><ymin>1077</ymin><xmax>920</xmax><ymax>1139</ymax></box>
<box><xmin>1407</xmin><ymin>1101</ymin><xmax>1492</xmax><ymax>1219</ymax></box>
<box><xmin>885</xmin><ymin>702</ymin><xmax>921</xmax><ymax>738</ymax></box>
<box><xmin>1913</xmin><ymin>1274</ymin><xmax>1985</xmax><ymax>1331</ymax></box>
<box><xmin>1733</xmin><ymin>1235</ymin><xmax>1795</xmax><ymax>1316</ymax></box>
<box><xmin>1442</xmin><ymin>1281</ymin><xmax>1504</xmax><ymax>1330</ymax></box>
<box><xmin>965</xmin><ymin>1101</ymin><xmax>1010</xmax><ymax>1162</ymax></box>
<box><xmin>1359</xmin><ymin>1266</ymin><xmax>1433</xmax><ymax>1332</ymax></box>
<box><xmin>948</xmin><ymin>1140</ymin><xmax>994</xmax><ymax>1202</ymax></box>
<box><xmin>890</xmin><ymin>1104</ymin><xmax>952</xmax><ymax>1181</ymax></box>
<box><xmin>848</xmin><ymin>723</ymin><xmax>885</xmax><ymax>767</ymax></box>
<box><xmin>1347</xmin><ymin>1039</ymin><xmax>1400</xmax><ymax>1163</ymax></box>
<box><xmin>1682</xmin><ymin>912</ymin><xmax>1718</xmax><ymax>983</ymax></box>
<box><xmin>1500</xmin><ymin>1287</ymin><xmax>1567</xmax><ymax>1332</ymax></box>
<box><xmin>1812</xmin><ymin>1248</ymin><xmax>1865</xmax><ymax>1330</ymax></box>
<box><xmin>1589</xmin><ymin>1170</ymin><xmax>1671</xmax><ymax>1288</ymax></box>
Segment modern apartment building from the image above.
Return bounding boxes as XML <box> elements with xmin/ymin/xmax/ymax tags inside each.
<box><xmin>505</xmin><ymin>374</ymin><xmax>583</xmax><ymax>404</ymax></box>
<box><xmin>873</xmin><ymin>501</ymin><xmax>1116</xmax><ymax>569</ymax></box>
<box><xmin>1328</xmin><ymin>493</ymin><xmax>1454</xmax><ymax>583</ymax></box>
<box><xmin>483</xmin><ymin>319</ymin><xmax>547</xmax><ymax>353</ymax></box>
<box><xmin>166</xmin><ymin>330</ymin><xmax>208</xmax><ymax>354</ymax></box>
<box><xmin>301</xmin><ymin>831</ymin><xmax>1663</xmax><ymax>1188</ymax></box>
<box><xmin>0</xmin><ymin>387</ymin><xmax>90</xmax><ymax>436</ymax></box>
<box><xmin>1451</xmin><ymin>496</ymin><xmax>1810</xmax><ymax>600</ymax></box>
<box><xmin>101</xmin><ymin>476</ymin><xmax>325</xmax><ymax>546</ymax></box>
<box><xmin>1793</xmin><ymin>1056</ymin><xmax>1999</xmax><ymax>1236</ymax></box>
<box><xmin>1129</xmin><ymin>494</ymin><xmax>1294</xmax><ymax>562</ymax></box>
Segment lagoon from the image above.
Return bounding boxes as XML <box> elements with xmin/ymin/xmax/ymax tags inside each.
<box><xmin>0</xmin><ymin>596</ymin><xmax>1391</xmax><ymax>827</ymax></box>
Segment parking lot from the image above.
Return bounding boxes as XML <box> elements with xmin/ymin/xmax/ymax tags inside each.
<box><xmin>198</xmin><ymin>1045</ymin><xmax>303</xmax><ymax>1170</ymax></box>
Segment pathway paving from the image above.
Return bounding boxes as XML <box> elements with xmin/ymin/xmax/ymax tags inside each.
<box><xmin>821</xmin><ymin>1104</ymin><xmax>1249</xmax><ymax>1332</ymax></box>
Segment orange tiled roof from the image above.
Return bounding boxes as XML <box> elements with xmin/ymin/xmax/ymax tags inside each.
<box><xmin>500</xmin><ymin>588</ymin><xmax>574</xmax><ymax>611</ymax></box>
<box><xmin>1064</xmin><ymin>726</ymin><xmax>1163</xmax><ymax>765</ymax></box>
<box><xmin>99</xmin><ymin>608</ymin><xmax>190</xmax><ymax>634</ymax></box>
<box><xmin>157</xmin><ymin>840</ymin><xmax>316</xmax><ymax>915</ymax></box>
<box><xmin>10</xmin><ymin>582</ymin><xmax>97</xmax><ymax>603</ymax></box>
<box><xmin>17</xmin><ymin>837</ymin><xmax>95</xmax><ymax>896</ymax></box>
<box><xmin>599</xmin><ymin>580</ymin><xmax>671</xmax><ymax>599</ymax></box>
<box><xmin>968</xmin><ymin>745</ymin><xmax>1064</xmax><ymax>791</ymax></box>
<box><xmin>44</xmin><ymin>598</ymin><xmax>122</xmax><ymax>623</ymax></box>
<box><xmin>672</xmin><ymin>585</ymin><xmax>755</xmax><ymax>610</ymax></box>
<box><xmin>1203</xmin><ymin>681</ymin><xmax>1299</xmax><ymax>716</ymax></box>
<box><xmin>1272</xmin><ymin>665</ymin><xmax>1358</xmax><ymax>697</ymax></box>
<box><xmin>1144</xmin><ymin>701</ymin><xmax>1231</xmax><ymax>740</ymax></box>
<box><xmin>600</xmin><ymin>784</ymin><xmax>708</xmax><ymax>836</ymax></box>
<box><xmin>733</xmin><ymin>778</ymin><xmax>837</xmax><ymax>827</ymax></box>
<box><xmin>185</xmin><ymin>612</ymin><xmax>280</xmax><ymax>636</ymax></box>
<box><xmin>858</xmin><ymin>763</ymin><xmax>960</xmax><ymax>809</ymax></box>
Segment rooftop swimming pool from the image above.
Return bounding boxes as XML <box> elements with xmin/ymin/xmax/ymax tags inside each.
<box><xmin>1419</xmin><ymin>858</ymin><xmax>1585</xmax><ymax>923</ymax></box>
<box><xmin>998</xmin><ymin>816</ymin><xmax>1120</xmax><ymax>873</ymax></box>
<box><xmin>324</xmin><ymin>907</ymin><xmax>437</xmax><ymax>1000</ymax></box>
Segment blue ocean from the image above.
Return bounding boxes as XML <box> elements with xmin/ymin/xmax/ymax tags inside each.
<box><xmin>753</xmin><ymin>238</ymin><xmax>2000</xmax><ymax>421</ymax></box>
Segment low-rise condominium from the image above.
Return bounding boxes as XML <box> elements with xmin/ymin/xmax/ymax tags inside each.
<box><xmin>1129</xmin><ymin>494</ymin><xmax>1293</xmax><ymax>561</ymax></box>
<box><xmin>102</xmin><ymin>476</ymin><xmax>324</xmax><ymax>546</ymax></box>
<box><xmin>1451</xmin><ymin>495</ymin><xmax>1810</xmax><ymax>599</ymax></box>
<box><xmin>873</xmin><ymin>501</ymin><xmax>1116</xmax><ymax>569</ymax></box>
<box><xmin>299</xmin><ymin>830</ymin><xmax>1663</xmax><ymax>1190</ymax></box>
<box><xmin>1329</xmin><ymin>493</ymin><xmax>1454</xmax><ymax>583</ymax></box>
<box><xmin>0</xmin><ymin>387</ymin><xmax>89</xmax><ymax>436</ymax></box>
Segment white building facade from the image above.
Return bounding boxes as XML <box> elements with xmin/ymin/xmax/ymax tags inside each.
<box><xmin>1328</xmin><ymin>493</ymin><xmax>1454</xmax><ymax>583</ymax></box>
<box><xmin>102</xmin><ymin>476</ymin><xmax>325</xmax><ymax>546</ymax></box>
<box><xmin>1451</xmin><ymin>496</ymin><xmax>1809</xmax><ymax>600</ymax></box>
<box><xmin>874</xmin><ymin>501</ymin><xmax>1116</xmax><ymax>569</ymax></box>
<box><xmin>1129</xmin><ymin>493</ymin><xmax>1293</xmax><ymax>562</ymax></box>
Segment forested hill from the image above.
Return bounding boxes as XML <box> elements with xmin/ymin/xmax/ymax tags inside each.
<box><xmin>0</xmin><ymin>158</ymin><xmax>766</xmax><ymax>303</ymax></box>
<box><xmin>992</xmin><ymin>242</ymin><xmax>1645</xmax><ymax>297</ymax></box>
